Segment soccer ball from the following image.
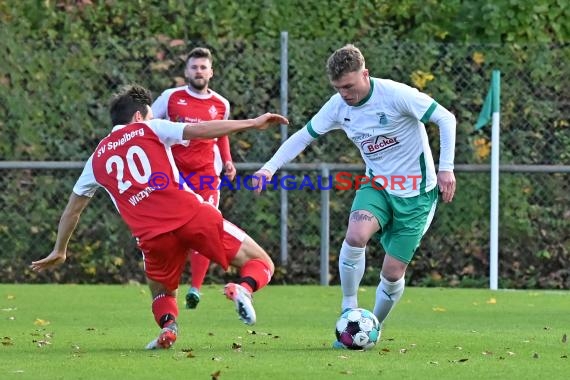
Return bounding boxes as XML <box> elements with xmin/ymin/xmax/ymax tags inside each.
<box><xmin>335</xmin><ymin>308</ymin><xmax>381</xmax><ymax>350</ymax></box>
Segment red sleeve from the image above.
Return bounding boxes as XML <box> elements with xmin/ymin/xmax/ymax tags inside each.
<box><xmin>217</xmin><ymin>135</ymin><xmax>232</xmax><ymax>163</ymax></box>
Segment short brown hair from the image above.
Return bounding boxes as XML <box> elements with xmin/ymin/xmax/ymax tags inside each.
<box><xmin>109</xmin><ymin>84</ymin><xmax>152</xmax><ymax>125</ymax></box>
<box><xmin>186</xmin><ymin>47</ymin><xmax>213</xmax><ymax>64</ymax></box>
<box><xmin>326</xmin><ymin>44</ymin><xmax>365</xmax><ymax>81</ymax></box>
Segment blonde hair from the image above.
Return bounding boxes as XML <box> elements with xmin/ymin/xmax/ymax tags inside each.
<box><xmin>326</xmin><ymin>44</ymin><xmax>365</xmax><ymax>81</ymax></box>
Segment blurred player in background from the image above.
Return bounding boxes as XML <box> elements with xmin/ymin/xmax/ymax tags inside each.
<box><xmin>252</xmin><ymin>44</ymin><xmax>456</xmax><ymax>348</ymax></box>
<box><xmin>152</xmin><ymin>47</ymin><xmax>236</xmax><ymax>310</ymax></box>
<box><xmin>31</xmin><ymin>84</ymin><xmax>287</xmax><ymax>350</ymax></box>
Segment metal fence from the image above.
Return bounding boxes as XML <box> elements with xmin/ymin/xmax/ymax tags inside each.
<box><xmin>1</xmin><ymin>35</ymin><xmax>568</xmax><ymax>287</ymax></box>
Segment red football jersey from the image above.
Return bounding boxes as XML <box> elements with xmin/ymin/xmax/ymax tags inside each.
<box><xmin>73</xmin><ymin>119</ymin><xmax>214</xmax><ymax>241</ymax></box>
<box><xmin>151</xmin><ymin>86</ymin><xmax>231</xmax><ymax>176</ymax></box>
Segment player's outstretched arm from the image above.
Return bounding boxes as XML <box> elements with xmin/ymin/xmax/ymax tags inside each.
<box><xmin>183</xmin><ymin>113</ymin><xmax>288</xmax><ymax>140</ymax></box>
<box><xmin>251</xmin><ymin>127</ymin><xmax>316</xmax><ymax>195</ymax></box>
<box><xmin>30</xmin><ymin>193</ymin><xmax>91</xmax><ymax>272</ymax></box>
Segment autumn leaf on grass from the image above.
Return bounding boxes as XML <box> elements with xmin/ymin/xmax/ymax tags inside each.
<box><xmin>180</xmin><ymin>348</ymin><xmax>195</xmax><ymax>358</ymax></box>
<box><xmin>34</xmin><ymin>318</ymin><xmax>50</xmax><ymax>327</ymax></box>
<box><xmin>1</xmin><ymin>337</ymin><xmax>13</xmax><ymax>346</ymax></box>
<box><xmin>35</xmin><ymin>340</ymin><xmax>51</xmax><ymax>348</ymax></box>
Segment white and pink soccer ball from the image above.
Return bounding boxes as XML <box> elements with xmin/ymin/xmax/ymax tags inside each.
<box><xmin>335</xmin><ymin>308</ymin><xmax>381</xmax><ymax>350</ymax></box>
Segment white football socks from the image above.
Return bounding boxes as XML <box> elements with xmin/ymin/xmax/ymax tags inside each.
<box><xmin>339</xmin><ymin>240</ymin><xmax>366</xmax><ymax>311</ymax></box>
<box><xmin>373</xmin><ymin>274</ymin><xmax>405</xmax><ymax>324</ymax></box>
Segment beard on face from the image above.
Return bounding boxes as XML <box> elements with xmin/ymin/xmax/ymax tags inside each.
<box><xmin>188</xmin><ymin>77</ymin><xmax>208</xmax><ymax>91</ymax></box>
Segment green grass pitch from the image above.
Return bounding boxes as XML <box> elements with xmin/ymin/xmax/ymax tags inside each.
<box><xmin>0</xmin><ymin>285</ymin><xmax>568</xmax><ymax>379</ymax></box>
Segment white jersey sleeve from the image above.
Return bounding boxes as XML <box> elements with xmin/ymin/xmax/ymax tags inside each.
<box><xmin>306</xmin><ymin>95</ymin><xmax>344</xmax><ymax>137</ymax></box>
<box><xmin>391</xmin><ymin>82</ymin><xmax>436</xmax><ymax>122</ymax></box>
<box><xmin>72</xmin><ymin>155</ymin><xmax>99</xmax><ymax>197</ymax></box>
<box><xmin>151</xmin><ymin>90</ymin><xmax>169</xmax><ymax>119</ymax></box>
<box><xmin>429</xmin><ymin>105</ymin><xmax>456</xmax><ymax>171</ymax></box>
<box><xmin>145</xmin><ymin>119</ymin><xmax>186</xmax><ymax>147</ymax></box>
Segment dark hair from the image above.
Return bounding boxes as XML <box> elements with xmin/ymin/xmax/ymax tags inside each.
<box><xmin>186</xmin><ymin>47</ymin><xmax>213</xmax><ymax>65</ymax></box>
<box><xmin>109</xmin><ymin>84</ymin><xmax>152</xmax><ymax>125</ymax></box>
<box><xmin>326</xmin><ymin>44</ymin><xmax>365</xmax><ymax>81</ymax></box>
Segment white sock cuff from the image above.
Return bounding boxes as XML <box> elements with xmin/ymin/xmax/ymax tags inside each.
<box><xmin>340</xmin><ymin>240</ymin><xmax>365</xmax><ymax>260</ymax></box>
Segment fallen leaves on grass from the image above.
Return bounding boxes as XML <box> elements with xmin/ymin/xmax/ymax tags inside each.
<box><xmin>181</xmin><ymin>348</ymin><xmax>195</xmax><ymax>358</ymax></box>
<box><xmin>34</xmin><ymin>340</ymin><xmax>51</xmax><ymax>348</ymax></box>
<box><xmin>1</xmin><ymin>336</ymin><xmax>13</xmax><ymax>346</ymax></box>
<box><xmin>34</xmin><ymin>318</ymin><xmax>50</xmax><ymax>327</ymax></box>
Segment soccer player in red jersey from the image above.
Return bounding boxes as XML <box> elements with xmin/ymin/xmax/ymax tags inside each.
<box><xmin>152</xmin><ymin>47</ymin><xmax>236</xmax><ymax>310</ymax></box>
<box><xmin>31</xmin><ymin>84</ymin><xmax>288</xmax><ymax>350</ymax></box>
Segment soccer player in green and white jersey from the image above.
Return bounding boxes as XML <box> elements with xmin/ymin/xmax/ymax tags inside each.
<box><xmin>252</xmin><ymin>44</ymin><xmax>456</xmax><ymax>347</ymax></box>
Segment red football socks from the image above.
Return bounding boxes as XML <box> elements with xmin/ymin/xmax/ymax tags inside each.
<box><xmin>189</xmin><ymin>251</ymin><xmax>210</xmax><ymax>289</ymax></box>
<box><xmin>238</xmin><ymin>258</ymin><xmax>272</xmax><ymax>293</ymax></box>
<box><xmin>152</xmin><ymin>294</ymin><xmax>178</xmax><ymax>327</ymax></box>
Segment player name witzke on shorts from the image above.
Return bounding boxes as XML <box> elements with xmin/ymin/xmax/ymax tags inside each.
<box><xmin>145</xmin><ymin>171</ymin><xmax>425</xmax><ymax>192</ymax></box>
